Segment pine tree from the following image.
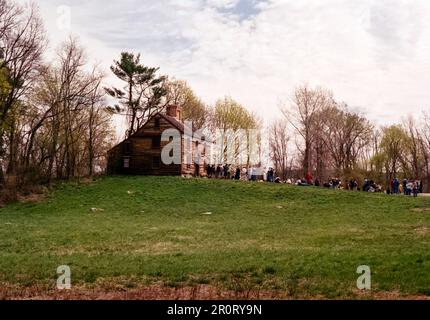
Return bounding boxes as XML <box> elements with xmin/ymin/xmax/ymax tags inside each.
<box><xmin>105</xmin><ymin>52</ymin><xmax>167</xmax><ymax>137</ymax></box>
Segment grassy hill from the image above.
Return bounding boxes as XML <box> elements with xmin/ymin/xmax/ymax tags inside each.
<box><xmin>0</xmin><ymin>176</ymin><xmax>429</xmax><ymax>299</ymax></box>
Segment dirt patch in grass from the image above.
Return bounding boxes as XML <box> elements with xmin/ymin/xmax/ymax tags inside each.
<box><xmin>414</xmin><ymin>226</ymin><xmax>430</xmax><ymax>235</ymax></box>
<box><xmin>76</xmin><ymin>178</ymin><xmax>98</xmax><ymax>185</ymax></box>
<box><xmin>11</xmin><ymin>184</ymin><xmax>50</xmax><ymax>204</ymax></box>
<box><xmin>353</xmin><ymin>289</ymin><xmax>430</xmax><ymax>300</ymax></box>
<box><xmin>1</xmin><ymin>282</ymin><xmax>429</xmax><ymax>300</ymax></box>
<box><xmin>411</xmin><ymin>208</ymin><xmax>430</xmax><ymax>213</ymax></box>
<box><xmin>0</xmin><ymin>283</ymin><xmax>285</xmax><ymax>300</ymax></box>
<box><xmin>17</xmin><ymin>192</ymin><xmax>46</xmax><ymax>203</ymax></box>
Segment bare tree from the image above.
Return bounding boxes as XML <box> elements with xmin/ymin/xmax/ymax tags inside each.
<box><xmin>322</xmin><ymin>103</ymin><xmax>373</xmax><ymax>177</ymax></box>
<box><xmin>402</xmin><ymin>116</ymin><xmax>423</xmax><ymax>179</ymax></box>
<box><xmin>55</xmin><ymin>38</ymin><xmax>105</xmax><ymax>179</ymax></box>
<box><xmin>269</xmin><ymin>120</ymin><xmax>289</xmax><ymax>180</ymax></box>
<box><xmin>212</xmin><ymin>97</ymin><xmax>260</xmax><ymax>166</ymax></box>
<box><xmin>19</xmin><ymin>38</ymin><xmax>111</xmax><ymax>184</ymax></box>
<box><xmin>165</xmin><ymin>78</ymin><xmax>208</xmax><ymax>129</ymax></box>
<box><xmin>281</xmin><ymin>85</ymin><xmax>334</xmax><ymax>176</ymax></box>
<box><xmin>379</xmin><ymin>125</ymin><xmax>408</xmax><ymax>185</ymax></box>
<box><xmin>0</xmin><ymin>1</ymin><xmax>46</xmax><ymax>185</ymax></box>
<box><xmin>87</xmin><ymin>79</ymin><xmax>113</xmax><ymax>177</ymax></box>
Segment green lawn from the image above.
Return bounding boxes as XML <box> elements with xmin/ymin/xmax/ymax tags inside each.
<box><xmin>0</xmin><ymin>176</ymin><xmax>429</xmax><ymax>299</ymax></box>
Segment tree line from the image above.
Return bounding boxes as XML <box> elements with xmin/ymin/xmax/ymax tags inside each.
<box><xmin>269</xmin><ymin>85</ymin><xmax>430</xmax><ymax>192</ymax></box>
<box><xmin>2</xmin><ymin>0</ymin><xmax>430</xmax><ymax>203</ymax></box>
<box><xmin>0</xmin><ymin>0</ymin><xmax>259</xmax><ymax>202</ymax></box>
<box><xmin>0</xmin><ymin>1</ymin><xmax>115</xmax><ymax>201</ymax></box>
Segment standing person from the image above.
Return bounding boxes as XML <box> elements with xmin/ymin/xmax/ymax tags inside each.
<box><xmin>419</xmin><ymin>180</ymin><xmax>423</xmax><ymax>194</ymax></box>
<box><xmin>216</xmin><ymin>165</ymin><xmax>221</xmax><ymax>178</ymax></box>
<box><xmin>403</xmin><ymin>179</ymin><xmax>408</xmax><ymax>195</ymax></box>
<box><xmin>223</xmin><ymin>164</ymin><xmax>229</xmax><ymax>179</ymax></box>
<box><xmin>393</xmin><ymin>178</ymin><xmax>400</xmax><ymax>194</ymax></box>
<box><xmin>305</xmin><ymin>172</ymin><xmax>313</xmax><ymax>185</ymax></box>
<box><xmin>235</xmin><ymin>167</ymin><xmax>240</xmax><ymax>180</ymax></box>
<box><xmin>242</xmin><ymin>167</ymin><xmax>247</xmax><ymax>181</ymax></box>
<box><xmin>399</xmin><ymin>183</ymin><xmax>404</xmax><ymax>195</ymax></box>
<box><xmin>413</xmin><ymin>181</ymin><xmax>419</xmax><ymax>197</ymax></box>
<box><xmin>406</xmin><ymin>181</ymin><xmax>413</xmax><ymax>196</ymax></box>
<box><xmin>349</xmin><ymin>179</ymin><xmax>354</xmax><ymax>191</ymax></box>
<box><xmin>267</xmin><ymin>168</ymin><xmax>274</xmax><ymax>182</ymax></box>
<box><xmin>251</xmin><ymin>167</ymin><xmax>257</xmax><ymax>181</ymax></box>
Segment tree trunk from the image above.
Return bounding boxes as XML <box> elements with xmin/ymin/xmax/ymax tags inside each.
<box><xmin>6</xmin><ymin>123</ymin><xmax>16</xmax><ymax>175</ymax></box>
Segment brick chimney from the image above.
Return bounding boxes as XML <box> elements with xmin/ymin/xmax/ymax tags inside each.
<box><xmin>166</xmin><ymin>105</ymin><xmax>182</xmax><ymax>121</ymax></box>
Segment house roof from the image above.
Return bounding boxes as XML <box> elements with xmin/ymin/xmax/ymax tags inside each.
<box><xmin>152</xmin><ymin>113</ymin><xmax>211</xmax><ymax>142</ymax></box>
<box><xmin>159</xmin><ymin>113</ymin><xmax>189</xmax><ymax>134</ymax></box>
<box><xmin>108</xmin><ymin>111</ymin><xmax>192</xmax><ymax>153</ymax></box>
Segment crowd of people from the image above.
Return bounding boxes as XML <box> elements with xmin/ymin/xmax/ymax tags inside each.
<box><xmin>204</xmin><ymin>165</ymin><xmax>425</xmax><ymax>197</ymax></box>
<box><xmin>297</xmin><ymin>175</ymin><xmax>423</xmax><ymax>197</ymax></box>
<box><xmin>387</xmin><ymin>178</ymin><xmax>423</xmax><ymax>197</ymax></box>
<box><xmin>291</xmin><ymin>174</ymin><xmax>423</xmax><ymax>197</ymax></box>
<box><xmin>205</xmin><ymin>164</ymin><xmax>261</xmax><ymax>181</ymax></box>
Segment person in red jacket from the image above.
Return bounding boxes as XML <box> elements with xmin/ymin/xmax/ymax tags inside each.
<box><xmin>305</xmin><ymin>172</ymin><xmax>313</xmax><ymax>185</ymax></box>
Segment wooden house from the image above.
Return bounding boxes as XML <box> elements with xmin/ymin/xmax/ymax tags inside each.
<box><xmin>107</xmin><ymin>105</ymin><xmax>207</xmax><ymax>176</ymax></box>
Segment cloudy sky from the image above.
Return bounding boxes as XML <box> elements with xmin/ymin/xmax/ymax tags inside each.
<box><xmin>25</xmin><ymin>0</ymin><xmax>430</xmax><ymax>128</ymax></box>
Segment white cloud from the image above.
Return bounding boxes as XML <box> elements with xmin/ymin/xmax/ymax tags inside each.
<box><xmin>206</xmin><ymin>0</ymin><xmax>239</xmax><ymax>9</ymax></box>
<box><xmin>24</xmin><ymin>0</ymin><xmax>430</xmax><ymax>130</ymax></box>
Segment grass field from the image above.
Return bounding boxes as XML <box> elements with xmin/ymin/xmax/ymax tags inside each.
<box><xmin>0</xmin><ymin>176</ymin><xmax>429</xmax><ymax>299</ymax></box>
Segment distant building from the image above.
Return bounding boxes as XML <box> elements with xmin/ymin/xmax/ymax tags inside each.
<box><xmin>107</xmin><ymin>105</ymin><xmax>207</xmax><ymax>176</ymax></box>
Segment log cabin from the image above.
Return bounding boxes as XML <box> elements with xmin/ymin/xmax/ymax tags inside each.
<box><xmin>107</xmin><ymin>105</ymin><xmax>207</xmax><ymax>176</ymax></box>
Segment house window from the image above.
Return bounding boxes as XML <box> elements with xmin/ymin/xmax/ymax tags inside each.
<box><xmin>152</xmin><ymin>136</ymin><xmax>161</xmax><ymax>149</ymax></box>
<box><xmin>123</xmin><ymin>157</ymin><xmax>130</xmax><ymax>168</ymax></box>
<box><xmin>124</xmin><ymin>141</ymin><xmax>131</xmax><ymax>154</ymax></box>
<box><xmin>154</xmin><ymin>117</ymin><xmax>160</xmax><ymax>128</ymax></box>
<box><xmin>152</xmin><ymin>156</ymin><xmax>160</xmax><ymax>169</ymax></box>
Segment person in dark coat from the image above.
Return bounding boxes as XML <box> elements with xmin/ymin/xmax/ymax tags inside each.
<box><xmin>223</xmin><ymin>164</ymin><xmax>229</xmax><ymax>179</ymax></box>
<box><xmin>393</xmin><ymin>178</ymin><xmax>400</xmax><ymax>194</ymax></box>
<box><xmin>267</xmin><ymin>168</ymin><xmax>274</xmax><ymax>182</ymax></box>
<box><xmin>235</xmin><ymin>168</ymin><xmax>240</xmax><ymax>180</ymax></box>
<box><xmin>250</xmin><ymin>167</ymin><xmax>257</xmax><ymax>181</ymax></box>
<box><xmin>413</xmin><ymin>181</ymin><xmax>419</xmax><ymax>197</ymax></box>
<box><xmin>403</xmin><ymin>179</ymin><xmax>408</xmax><ymax>195</ymax></box>
<box><xmin>363</xmin><ymin>179</ymin><xmax>369</xmax><ymax>192</ymax></box>
<box><xmin>216</xmin><ymin>165</ymin><xmax>221</xmax><ymax>178</ymax></box>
